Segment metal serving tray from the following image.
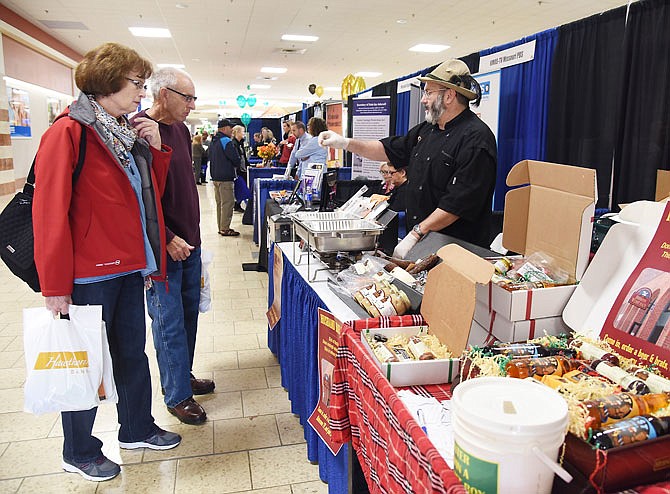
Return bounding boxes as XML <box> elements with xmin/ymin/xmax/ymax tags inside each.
<box><xmin>290</xmin><ymin>211</ymin><xmax>357</xmax><ymax>222</ymax></box>
<box><xmin>292</xmin><ymin>217</ymin><xmax>385</xmax><ymax>253</ymax></box>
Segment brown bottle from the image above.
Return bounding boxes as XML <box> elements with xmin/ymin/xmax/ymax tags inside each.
<box><xmin>580</xmin><ymin>391</ymin><xmax>670</xmax><ymax>433</ymax></box>
<box><xmin>505</xmin><ymin>356</ymin><xmax>583</xmax><ymax>379</ymax></box>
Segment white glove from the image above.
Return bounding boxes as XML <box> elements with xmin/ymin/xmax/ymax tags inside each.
<box><xmin>318</xmin><ymin>130</ymin><xmax>350</xmax><ymax>150</ymax></box>
<box><xmin>392</xmin><ymin>232</ymin><xmax>419</xmax><ymax>259</ymax></box>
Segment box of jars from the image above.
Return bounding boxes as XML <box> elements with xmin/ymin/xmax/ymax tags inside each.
<box><xmin>360</xmin><ymin>243</ymin><xmax>494</xmax><ymax>386</ymax></box>
<box><xmin>457</xmin><ymin>335</ymin><xmax>670</xmax><ymax>492</ymax></box>
<box><xmin>475</xmin><ymin>160</ymin><xmax>597</xmax><ymax>322</ymax></box>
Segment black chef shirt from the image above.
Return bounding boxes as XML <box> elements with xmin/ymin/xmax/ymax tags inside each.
<box><xmin>380</xmin><ymin>109</ymin><xmax>497</xmax><ymax>247</ymax></box>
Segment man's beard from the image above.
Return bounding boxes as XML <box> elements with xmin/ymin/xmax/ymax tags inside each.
<box><xmin>424</xmin><ymin>93</ymin><xmax>445</xmax><ymax>124</ymax></box>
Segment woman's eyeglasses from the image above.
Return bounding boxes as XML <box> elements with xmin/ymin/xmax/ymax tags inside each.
<box><xmin>125</xmin><ymin>77</ymin><xmax>148</xmax><ymax>90</ymax></box>
<box><xmin>165</xmin><ymin>87</ymin><xmax>198</xmax><ymax>103</ymax></box>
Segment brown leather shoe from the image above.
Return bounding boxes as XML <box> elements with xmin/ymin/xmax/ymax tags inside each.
<box><xmin>167</xmin><ymin>397</ymin><xmax>207</xmax><ymax>425</ymax></box>
<box><xmin>190</xmin><ymin>376</ymin><xmax>215</xmax><ymax>395</ymax></box>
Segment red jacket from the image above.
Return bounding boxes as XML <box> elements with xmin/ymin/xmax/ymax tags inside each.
<box><xmin>278</xmin><ymin>134</ymin><xmax>296</xmax><ymax>164</ymax></box>
<box><xmin>33</xmin><ymin>102</ymin><xmax>172</xmax><ymax>297</ymax></box>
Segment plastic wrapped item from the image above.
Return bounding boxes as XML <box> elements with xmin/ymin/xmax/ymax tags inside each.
<box><xmin>517</xmin><ymin>251</ymin><xmax>570</xmax><ymax>285</ymax></box>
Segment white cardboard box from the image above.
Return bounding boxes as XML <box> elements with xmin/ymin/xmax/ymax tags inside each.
<box><xmin>472</xmin><ymin>299</ymin><xmax>570</xmax><ymax>343</ymax></box>
<box><xmin>476</xmin><ymin>160</ymin><xmax>596</xmax><ymax>321</ymax></box>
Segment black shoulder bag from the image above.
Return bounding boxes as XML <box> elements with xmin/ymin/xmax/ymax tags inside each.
<box><xmin>0</xmin><ymin>125</ymin><xmax>87</xmax><ymax>292</ymax></box>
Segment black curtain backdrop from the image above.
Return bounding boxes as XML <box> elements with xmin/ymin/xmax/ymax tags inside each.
<box><xmin>613</xmin><ymin>0</ymin><xmax>670</xmax><ymax>205</ymax></box>
<box><xmin>545</xmin><ymin>6</ymin><xmax>627</xmax><ymax>209</ymax></box>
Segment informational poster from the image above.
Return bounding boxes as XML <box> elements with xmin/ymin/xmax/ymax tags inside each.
<box><xmin>47</xmin><ymin>98</ymin><xmax>61</xmax><ymax>126</ymax></box>
<box><xmin>601</xmin><ymin>202</ymin><xmax>670</xmax><ymax>377</ymax></box>
<box><xmin>307</xmin><ymin>309</ymin><xmax>344</xmax><ymax>455</ymax></box>
<box><xmin>351</xmin><ymin>96</ymin><xmax>391</xmax><ymax>179</ymax></box>
<box><xmin>266</xmin><ymin>244</ymin><xmax>284</xmax><ymax>330</ymax></box>
<box><xmin>325</xmin><ymin>102</ymin><xmax>343</xmax><ymax>163</ymax></box>
<box><xmin>7</xmin><ymin>86</ymin><xmax>31</xmax><ymax>137</ymax></box>
<box><xmin>471</xmin><ymin>71</ymin><xmax>501</xmax><ymax>144</ymax></box>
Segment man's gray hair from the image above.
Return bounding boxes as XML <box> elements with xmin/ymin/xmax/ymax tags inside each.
<box><xmin>149</xmin><ymin>67</ymin><xmax>191</xmax><ymax>100</ymax></box>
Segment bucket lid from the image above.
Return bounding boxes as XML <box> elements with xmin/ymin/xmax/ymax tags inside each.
<box><xmin>452</xmin><ymin>377</ymin><xmax>568</xmax><ymax>436</ymax></box>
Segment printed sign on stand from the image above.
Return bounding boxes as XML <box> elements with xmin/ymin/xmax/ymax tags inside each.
<box><xmin>307</xmin><ymin>309</ymin><xmax>345</xmax><ymax>455</ymax></box>
<box><xmin>351</xmin><ymin>96</ymin><xmax>391</xmax><ymax>180</ymax></box>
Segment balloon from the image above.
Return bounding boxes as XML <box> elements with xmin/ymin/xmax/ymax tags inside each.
<box><xmin>308</xmin><ymin>83</ymin><xmax>316</xmax><ymax>95</ymax></box>
<box><xmin>315</xmin><ymin>85</ymin><xmax>324</xmax><ymax>98</ymax></box>
<box><xmin>354</xmin><ymin>76</ymin><xmax>367</xmax><ymax>93</ymax></box>
<box><xmin>236</xmin><ymin>95</ymin><xmax>247</xmax><ymax>108</ymax></box>
<box><xmin>247</xmin><ymin>94</ymin><xmax>257</xmax><ymax>107</ymax></box>
<box><xmin>341</xmin><ymin>74</ymin><xmax>354</xmax><ymax>100</ymax></box>
<box><xmin>240</xmin><ymin>113</ymin><xmax>251</xmax><ymax>126</ymax></box>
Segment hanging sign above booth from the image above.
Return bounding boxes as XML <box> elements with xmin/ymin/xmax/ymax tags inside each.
<box><xmin>479</xmin><ymin>39</ymin><xmax>536</xmax><ymax>72</ymax></box>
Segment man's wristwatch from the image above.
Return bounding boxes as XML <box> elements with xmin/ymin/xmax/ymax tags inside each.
<box><xmin>412</xmin><ymin>224</ymin><xmax>425</xmax><ymax>239</ymax></box>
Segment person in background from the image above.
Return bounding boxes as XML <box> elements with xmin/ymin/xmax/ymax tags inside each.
<box><xmin>386</xmin><ymin>163</ymin><xmax>409</xmax><ymax>233</ymax></box>
<box><xmin>199</xmin><ymin>129</ymin><xmax>210</xmax><ymax>184</ymax></box>
<box><xmin>319</xmin><ymin>59</ymin><xmax>497</xmax><ymax>258</ymax></box>
<box><xmin>286</xmin><ymin>121</ymin><xmax>311</xmax><ymax>178</ymax></box>
<box><xmin>251</xmin><ymin>132</ymin><xmax>262</xmax><ymax>156</ymax></box>
<box><xmin>231</xmin><ymin>124</ymin><xmax>251</xmax><ymax>212</ymax></box>
<box><xmin>209</xmin><ymin>118</ymin><xmax>241</xmax><ymax>236</ymax></box>
<box><xmin>192</xmin><ymin>133</ymin><xmax>205</xmax><ymax>184</ymax></box>
<box><xmin>134</xmin><ymin>67</ymin><xmax>215</xmax><ymax>427</ymax></box>
<box><xmin>261</xmin><ymin>126</ymin><xmax>277</xmax><ymax>145</ymax></box>
<box><xmin>293</xmin><ymin>117</ymin><xmax>328</xmax><ymax>179</ymax></box>
<box><xmin>278</xmin><ymin>121</ymin><xmax>295</xmax><ymax>166</ymax></box>
<box><xmin>33</xmin><ymin>42</ymin><xmax>181</xmax><ymax>482</ymax></box>
<box><xmin>379</xmin><ymin>161</ymin><xmax>394</xmax><ymax>194</ymax></box>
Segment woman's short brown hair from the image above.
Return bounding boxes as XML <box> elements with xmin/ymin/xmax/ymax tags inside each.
<box><xmin>308</xmin><ymin>117</ymin><xmax>328</xmax><ymax>136</ymax></box>
<box><xmin>75</xmin><ymin>42</ymin><xmax>152</xmax><ymax>96</ymax></box>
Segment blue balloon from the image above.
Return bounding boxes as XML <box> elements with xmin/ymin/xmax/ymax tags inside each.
<box><xmin>236</xmin><ymin>95</ymin><xmax>247</xmax><ymax>108</ymax></box>
<box><xmin>247</xmin><ymin>94</ymin><xmax>257</xmax><ymax>107</ymax></box>
<box><xmin>241</xmin><ymin>113</ymin><xmax>252</xmax><ymax>126</ymax></box>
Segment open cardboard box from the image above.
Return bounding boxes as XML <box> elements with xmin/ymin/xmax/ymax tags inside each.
<box><xmin>361</xmin><ymin>243</ymin><xmax>494</xmax><ymax>386</ymax></box>
<box><xmin>561</xmin><ymin>200</ymin><xmax>670</xmax><ymax>492</ymax></box>
<box><xmin>476</xmin><ymin>160</ymin><xmax>596</xmax><ymax>322</ymax></box>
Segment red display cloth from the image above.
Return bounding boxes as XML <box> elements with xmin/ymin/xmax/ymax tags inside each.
<box><xmin>330</xmin><ymin>314</ymin><xmax>466</xmax><ymax>494</ymax></box>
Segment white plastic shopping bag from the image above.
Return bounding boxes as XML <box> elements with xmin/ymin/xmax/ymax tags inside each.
<box><xmin>199</xmin><ymin>249</ymin><xmax>214</xmax><ymax>313</ymax></box>
<box><xmin>23</xmin><ymin>305</ymin><xmax>116</xmax><ymax>414</ymax></box>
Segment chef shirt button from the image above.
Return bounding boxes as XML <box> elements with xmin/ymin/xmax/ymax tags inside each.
<box><xmin>412</xmin><ymin>216</ymin><xmax>417</xmax><ymax>220</ymax></box>
<box><xmin>418</xmin><ymin>186</ymin><xmax>423</xmax><ymax>191</ymax></box>
<box><xmin>426</xmin><ymin>157</ymin><xmax>430</xmax><ymax>161</ymax></box>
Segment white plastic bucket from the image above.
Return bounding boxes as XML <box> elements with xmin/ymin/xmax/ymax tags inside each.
<box><xmin>451</xmin><ymin>377</ymin><xmax>571</xmax><ymax>494</ymax></box>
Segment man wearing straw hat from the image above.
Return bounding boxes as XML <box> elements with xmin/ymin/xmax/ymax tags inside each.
<box><xmin>319</xmin><ymin>59</ymin><xmax>497</xmax><ymax>257</ymax></box>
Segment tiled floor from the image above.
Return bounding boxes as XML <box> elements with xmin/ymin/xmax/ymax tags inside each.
<box><xmin>0</xmin><ymin>185</ymin><xmax>328</xmax><ymax>493</ymax></box>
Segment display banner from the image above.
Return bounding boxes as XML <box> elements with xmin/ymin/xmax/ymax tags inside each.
<box><xmin>601</xmin><ymin>202</ymin><xmax>670</xmax><ymax>378</ymax></box>
<box><xmin>351</xmin><ymin>96</ymin><xmax>391</xmax><ymax>179</ymax></box>
<box><xmin>325</xmin><ymin>102</ymin><xmax>343</xmax><ymax>163</ymax></box>
<box><xmin>479</xmin><ymin>40</ymin><xmax>536</xmax><ymax>73</ymax></box>
<box><xmin>7</xmin><ymin>86</ymin><xmax>31</xmax><ymax>137</ymax></box>
<box><xmin>266</xmin><ymin>244</ymin><xmax>284</xmax><ymax>330</ymax></box>
<box><xmin>471</xmin><ymin>71</ymin><xmax>501</xmax><ymax>144</ymax></box>
<box><xmin>398</xmin><ymin>76</ymin><xmax>420</xmax><ymax>93</ymax></box>
<box><xmin>307</xmin><ymin>308</ymin><xmax>345</xmax><ymax>455</ymax></box>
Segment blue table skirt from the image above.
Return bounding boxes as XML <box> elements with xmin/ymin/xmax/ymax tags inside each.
<box><xmin>267</xmin><ymin>247</ymin><xmax>349</xmax><ymax>493</ymax></box>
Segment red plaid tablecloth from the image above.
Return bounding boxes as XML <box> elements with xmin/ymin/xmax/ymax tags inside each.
<box><xmin>329</xmin><ymin>315</ymin><xmax>466</xmax><ymax>494</ymax></box>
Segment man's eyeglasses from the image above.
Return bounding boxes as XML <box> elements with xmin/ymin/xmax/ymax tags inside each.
<box><xmin>380</xmin><ymin>170</ymin><xmax>399</xmax><ymax>175</ymax></box>
<box><xmin>421</xmin><ymin>88</ymin><xmax>446</xmax><ymax>99</ymax></box>
<box><xmin>165</xmin><ymin>86</ymin><xmax>198</xmax><ymax>103</ymax></box>
<box><xmin>125</xmin><ymin>77</ymin><xmax>147</xmax><ymax>90</ymax></box>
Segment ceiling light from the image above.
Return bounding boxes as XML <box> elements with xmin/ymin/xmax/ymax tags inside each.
<box><xmin>249</xmin><ymin>84</ymin><xmax>271</xmax><ymax>89</ymax></box>
<box><xmin>354</xmin><ymin>71</ymin><xmax>381</xmax><ymax>78</ymax></box>
<box><xmin>281</xmin><ymin>34</ymin><xmax>319</xmax><ymax>42</ymax></box>
<box><xmin>396</xmin><ymin>19</ymin><xmax>408</xmax><ymax>24</ymax></box>
<box><xmin>261</xmin><ymin>67</ymin><xmax>287</xmax><ymax>74</ymax></box>
<box><xmin>409</xmin><ymin>44</ymin><xmax>450</xmax><ymax>53</ymax></box>
<box><xmin>175</xmin><ymin>3</ymin><xmax>188</xmax><ymax>8</ymax></box>
<box><xmin>129</xmin><ymin>27</ymin><xmax>171</xmax><ymax>38</ymax></box>
<box><xmin>157</xmin><ymin>63</ymin><xmax>185</xmax><ymax>68</ymax></box>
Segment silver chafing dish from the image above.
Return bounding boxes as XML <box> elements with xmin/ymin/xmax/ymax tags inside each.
<box><xmin>290</xmin><ymin>211</ymin><xmax>386</xmax><ymax>281</ymax></box>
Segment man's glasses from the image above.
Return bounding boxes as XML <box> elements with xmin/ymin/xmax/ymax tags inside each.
<box><xmin>165</xmin><ymin>86</ymin><xmax>198</xmax><ymax>103</ymax></box>
<box><xmin>125</xmin><ymin>77</ymin><xmax>147</xmax><ymax>90</ymax></box>
<box><xmin>380</xmin><ymin>170</ymin><xmax>399</xmax><ymax>175</ymax></box>
<box><xmin>421</xmin><ymin>88</ymin><xmax>446</xmax><ymax>99</ymax></box>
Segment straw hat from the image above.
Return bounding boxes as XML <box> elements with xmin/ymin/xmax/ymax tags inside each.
<box><xmin>418</xmin><ymin>59</ymin><xmax>477</xmax><ymax>101</ymax></box>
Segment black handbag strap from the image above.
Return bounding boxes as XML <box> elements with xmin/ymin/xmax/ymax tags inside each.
<box><xmin>24</xmin><ymin>123</ymin><xmax>87</xmax><ymax>193</ymax></box>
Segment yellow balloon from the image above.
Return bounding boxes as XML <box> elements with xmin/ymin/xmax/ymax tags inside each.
<box><xmin>354</xmin><ymin>76</ymin><xmax>366</xmax><ymax>93</ymax></box>
<box><xmin>341</xmin><ymin>74</ymin><xmax>355</xmax><ymax>100</ymax></box>
<box><xmin>315</xmin><ymin>85</ymin><xmax>324</xmax><ymax>98</ymax></box>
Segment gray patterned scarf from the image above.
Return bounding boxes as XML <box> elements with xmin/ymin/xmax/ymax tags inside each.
<box><xmin>88</xmin><ymin>95</ymin><xmax>137</xmax><ymax>166</ymax></box>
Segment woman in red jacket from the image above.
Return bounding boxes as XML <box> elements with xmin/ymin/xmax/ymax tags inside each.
<box><xmin>32</xmin><ymin>42</ymin><xmax>181</xmax><ymax>482</ymax></box>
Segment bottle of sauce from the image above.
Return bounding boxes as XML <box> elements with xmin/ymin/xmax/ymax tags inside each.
<box><xmin>627</xmin><ymin>366</ymin><xmax>670</xmax><ymax>394</ymax></box>
<box><xmin>570</xmin><ymin>340</ymin><xmax>620</xmax><ymax>366</ymax></box>
<box><xmin>590</xmin><ymin>359</ymin><xmax>650</xmax><ymax>394</ymax></box>
<box><xmin>505</xmin><ymin>356</ymin><xmax>583</xmax><ymax>379</ymax></box>
<box><xmin>589</xmin><ymin>414</ymin><xmax>670</xmax><ymax>450</ymax></box>
<box><xmin>580</xmin><ymin>391</ymin><xmax>670</xmax><ymax>432</ymax></box>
